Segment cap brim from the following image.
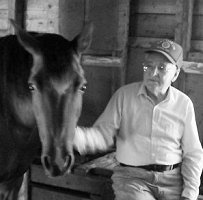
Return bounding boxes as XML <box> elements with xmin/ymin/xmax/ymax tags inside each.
<box><xmin>145</xmin><ymin>49</ymin><xmax>177</xmax><ymax>66</ymax></box>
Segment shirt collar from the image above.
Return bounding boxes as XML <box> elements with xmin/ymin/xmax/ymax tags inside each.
<box><xmin>165</xmin><ymin>86</ymin><xmax>175</xmax><ymax>103</ymax></box>
<box><xmin>137</xmin><ymin>83</ymin><xmax>147</xmax><ymax>96</ymax></box>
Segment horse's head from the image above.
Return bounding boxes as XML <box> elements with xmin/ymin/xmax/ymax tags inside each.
<box><xmin>10</xmin><ymin>20</ymin><xmax>93</xmax><ymax>177</ymax></box>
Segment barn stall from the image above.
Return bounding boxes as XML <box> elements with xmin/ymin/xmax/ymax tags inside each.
<box><xmin>0</xmin><ymin>0</ymin><xmax>203</xmax><ymax>199</ymax></box>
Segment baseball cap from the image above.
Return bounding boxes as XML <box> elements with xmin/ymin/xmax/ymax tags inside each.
<box><xmin>145</xmin><ymin>39</ymin><xmax>183</xmax><ymax>68</ymax></box>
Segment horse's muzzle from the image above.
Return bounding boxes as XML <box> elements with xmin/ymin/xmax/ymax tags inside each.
<box><xmin>41</xmin><ymin>153</ymin><xmax>75</xmax><ymax>177</ymax></box>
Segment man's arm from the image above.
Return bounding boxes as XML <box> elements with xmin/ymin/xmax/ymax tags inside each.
<box><xmin>73</xmin><ymin>126</ymin><xmax>114</xmax><ymax>154</ymax></box>
<box><xmin>181</xmin><ymin>100</ymin><xmax>203</xmax><ymax>200</ymax></box>
<box><xmin>74</xmin><ymin>88</ymin><xmax>123</xmax><ymax>154</ymax></box>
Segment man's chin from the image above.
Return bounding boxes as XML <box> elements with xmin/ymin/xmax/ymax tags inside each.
<box><xmin>145</xmin><ymin>84</ymin><xmax>160</xmax><ymax>95</ymax></box>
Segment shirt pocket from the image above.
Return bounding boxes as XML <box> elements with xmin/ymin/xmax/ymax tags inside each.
<box><xmin>159</xmin><ymin>115</ymin><xmax>176</xmax><ymax>138</ymax></box>
<box><xmin>160</xmin><ymin>116</ymin><xmax>181</xmax><ymax>140</ymax></box>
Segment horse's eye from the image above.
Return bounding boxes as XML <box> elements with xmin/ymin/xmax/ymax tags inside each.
<box><xmin>79</xmin><ymin>84</ymin><xmax>87</xmax><ymax>93</ymax></box>
<box><xmin>28</xmin><ymin>83</ymin><xmax>36</xmax><ymax>91</ymax></box>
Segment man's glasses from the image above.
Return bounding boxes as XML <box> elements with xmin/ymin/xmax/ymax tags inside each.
<box><xmin>142</xmin><ymin>62</ymin><xmax>175</xmax><ymax>74</ymax></box>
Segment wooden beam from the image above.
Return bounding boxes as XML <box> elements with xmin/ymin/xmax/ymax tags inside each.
<box><xmin>175</xmin><ymin>0</ymin><xmax>194</xmax><ymax>59</ymax></box>
<box><xmin>131</xmin><ymin>0</ymin><xmax>177</xmax><ymax>14</ymax></box>
<box><xmin>7</xmin><ymin>0</ymin><xmax>26</xmax><ymax>33</ymax></box>
<box><xmin>15</xmin><ymin>0</ymin><xmax>26</xmax><ymax>29</ymax></box>
<box><xmin>182</xmin><ymin>60</ymin><xmax>203</xmax><ymax>74</ymax></box>
<box><xmin>82</xmin><ymin>55</ymin><xmax>122</xmax><ymax>68</ymax></box>
<box><xmin>118</xmin><ymin>0</ymin><xmax>130</xmax><ymax>85</ymax></box>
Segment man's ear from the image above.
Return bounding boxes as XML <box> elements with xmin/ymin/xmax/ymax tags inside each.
<box><xmin>171</xmin><ymin>68</ymin><xmax>180</xmax><ymax>83</ymax></box>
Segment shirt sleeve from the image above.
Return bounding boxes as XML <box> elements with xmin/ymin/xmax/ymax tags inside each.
<box><xmin>181</xmin><ymin>99</ymin><xmax>203</xmax><ymax>200</ymax></box>
<box><xmin>74</xmin><ymin>89</ymin><xmax>123</xmax><ymax>154</ymax></box>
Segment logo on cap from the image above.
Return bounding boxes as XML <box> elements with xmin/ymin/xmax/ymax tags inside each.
<box><xmin>159</xmin><ymin>40</ymin><xmax>176</xmax><ymax>51</ymax></box>
<box><xmin>162</xmin><ymin>41</ymin><xmax>170</xmax><ymax>49</ymax></box>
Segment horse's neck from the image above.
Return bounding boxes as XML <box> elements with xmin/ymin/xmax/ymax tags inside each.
<box><xmin>11</xmin><ymin>94</ymin><xmax>35</xmax><ymax>127</ymax></box>
<box><xmin>0</xmin><ymin>93</ymin><xmax>38</xmax><ymax>147</ymax></box>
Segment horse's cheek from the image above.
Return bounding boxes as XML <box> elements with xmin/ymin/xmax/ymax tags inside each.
<box><xmin>74</xmin><ymin>93</ymin><xmax>83</xmax><ymax>119</ymax></box>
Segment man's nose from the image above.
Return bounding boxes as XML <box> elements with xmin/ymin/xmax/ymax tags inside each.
<box><xmin>151</xmin><ymin>66</ymin><xmax>159</xmax><ymax>76</ymax></box>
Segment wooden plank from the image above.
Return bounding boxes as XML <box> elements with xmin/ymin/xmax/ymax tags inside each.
<box><xmin>0</xmin><ymin>0</ymin><xmax>8</xmax><ymax>9</ymax></box>
<box><xmin>130</xmin><ymin>0</ymin><xmax>177</xmax><ymax>14</ymax></box>
<box><xmin>182</xmin><ymin>61</ymin><xmax>203</xmax><ymax>74</ymax></box>
<box><xmin>0</xmin><ymin>0</ymin><xmax>8</xmax><ymax>32</ymax></box>
<box><xmin>25</xmin><ymin>0</ymin><xmax>59</xmax><ymax>33</ymax></box>
<box><xmin>129</xmin><ymin>14</ymin><xmax>176</xmax><ymax>38</ymax></box>
<box><xmin>31</xmin><ymin>186</ymin><xmax>91</xmax><ymax>200</ymax></box>
<box><xmin>188</xmin><ymin>52</ymin><xmax>203</xmax><ymax>62</ymax></box>
<box><xmin>129</xmin><ymin>37</ymin><xmax>165</xmax><ymax>48</ymax></box>
<box><xmin>30</xmin><ymin>165</ymin><xmax>109</xmax><ymax>195</ymax></box>
<box><xmin>58</xmin><ymin>0</ymin><xmax>84</xmax><ymax>40</ymax></box>
<box><xmin>191</xmin><ymin>40</ymin><xmax>203</xmax><ymax>52</ymax></box>
<box><xmin>90</xmin><ymin>194</ymin><xmax>102</xmax><ymax>200</ymax></box>
<box><xmin>0</xmin><ymin>18</ymin><xmax>8</xmax><ymax>30</ymax></box>
<box><xmin>26</xmin><ymin>0</ymin><xmax>58</xmax><ymax>11</ymax></box>
<box><xmin>79</xmin><ymin>65</ymin><xmax>122</xmax><ymax>126</ymax></box>
<box><xmin>0</xmin><ymin>9</ymin><xmax>8</xmax><ymax>19</ymax></box>
<box><xmin>191</xmin><ymin>16</ymin><xmax>203</xmax><ymax>40</ymax></box>
<box><xmin>84</xmin><ymin>0</ymin><xmax>112</xmax><ymax>61</ymax></box>
<box><xmin>86</xmin><ymin>0</ymin><xmax>119</xmax><ymax>53</ymax></box>
<box><xmin>26</xmin><ymin>19</ymin><xmax>58</xmax><ymax>33</ymax></box>
<box><xmin>7</xmin><ymin>0</ymin><xmax>15</xmax><ymax>34</ymax></box>
<box><xmin>82</xmin><ymin>56</ymin><xmax>122</xmax><ymax>68</ymax></box>
<box><xmin>26</xmin><ymin>10</ymin><xmax>58</xmax><ymax>20</ymax></box>
<box><xmin>125</xmin><ymin>47</ymin><xmax>145</xmax><ymax>84</ymax></box>
<box><xmin>193</xmin><ymin>0</ymin><xmax>203</xmax><ymax>15</ymax></box>
<box><xmin>175</xmin><ymin>0</ymin><xmax>194</xmax><ymax>59</ymax></box>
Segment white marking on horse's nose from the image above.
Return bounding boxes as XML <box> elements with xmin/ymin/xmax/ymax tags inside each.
<box><xmin>51</xmin><ymin>79</ymin><xmax>71</xmax><ymax>95</ymax></box>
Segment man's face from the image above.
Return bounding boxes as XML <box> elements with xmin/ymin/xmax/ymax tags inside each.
<box><xmin>143</xmin><ymin>52</ymin><xmax>180</xmax><ymax>96</ymax></box>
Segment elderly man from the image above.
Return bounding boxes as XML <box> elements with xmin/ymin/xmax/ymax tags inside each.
<box><xmin>74</xmin><ymin>39</ymin><xmax>203</xmax><ymax>200</ymax></box>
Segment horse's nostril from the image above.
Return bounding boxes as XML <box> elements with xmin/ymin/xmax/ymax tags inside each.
<box><xmin>41</xmin><ymin>153</ymin><xmax>75</xmax><ymax>176</ymax></box>
<box><xmin>64</xmin><ymin>156</ymin><xmax>71</xmax><ymax>169</ymax></box>
<box><xmin>42</xmin><ymin>155</ymin><xmax>51</xmax><ymax>170</ymax></box>
<box><xmin>61</xmin><ymin>154</ymin><xmax>75</xmax><ymax>174</ymax></box>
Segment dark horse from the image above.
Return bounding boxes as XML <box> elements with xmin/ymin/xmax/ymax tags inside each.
<box><xmin>0</xmin><ymin>20</ymin><xmax>93</xmax><ymax>200</ymax></box>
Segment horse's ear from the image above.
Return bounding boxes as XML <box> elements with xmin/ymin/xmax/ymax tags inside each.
<box><xmin>10</xmin><ymin>19</ymin><xmax>42</xmax><ymax>57</ymax></box>
<box><xmin>74</xmin><ymin>21</ymin><xmax>94</xmax><ymax>53</ymax></box>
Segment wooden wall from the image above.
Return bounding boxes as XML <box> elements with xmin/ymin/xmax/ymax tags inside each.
<box><xmin>126</xmin><ymin>0</ymin><xmax>203</xmax><ymax>80</ymax></box>
<box><xmin>126</xmin><ymin>0</ymin><xmax>203</xmax><ymax>143</ymax></box>
<box><xmin>0</xmin><ymin>0</ymin><xmax>202</xmax><ymax>142</ymax></box>
<box><xmin>0</xmin><ymin>0</ymin><xmax>203</xmax><ymax>199</ymax></box>
<box><xmin>0</xmin><ymin>0</ymin><xmax>129</xmax><ymax>126</ymax></box>
<box><xmin>127</xmin><ymin>0</ymin><xmax>181</xmax><ymax>83</ymax></box>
